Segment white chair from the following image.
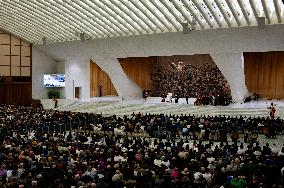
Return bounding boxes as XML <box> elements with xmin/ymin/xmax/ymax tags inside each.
<box><xmin>166</xmin><ymin>93</ymin><xmax>173</xmax><ymax>102</ymax></box>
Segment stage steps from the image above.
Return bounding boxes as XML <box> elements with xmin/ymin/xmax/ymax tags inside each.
<box><xmin>41</xmin><ymin>99</ymin><xmax>283</xmax><ymax>118</ymax></box>
<box><xmin>41</xmin><ymin>99</ymin><xmax>78</xmax><ymax>110</ymax></box>
<box><xmin>62</xmin><ymin>103</ymin><xmax>271</xmax><ymax>118</ymax></box>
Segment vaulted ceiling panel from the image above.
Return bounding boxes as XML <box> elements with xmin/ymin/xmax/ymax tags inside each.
<box><xmin>0</xmin><ymin>0</ymin><xmax>282</xmax><ymax>44</ymax></box>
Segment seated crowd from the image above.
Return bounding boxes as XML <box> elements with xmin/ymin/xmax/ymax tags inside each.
<box><xmin>0</xmin><ymin>104</ymin><xmax>284</xmax><ymax>187</ymax></box>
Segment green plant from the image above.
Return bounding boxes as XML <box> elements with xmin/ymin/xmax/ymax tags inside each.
<box><xmin>48</xmin><ymin>91</ymin><xmax>60</xmax><ymax>99</ymax></box>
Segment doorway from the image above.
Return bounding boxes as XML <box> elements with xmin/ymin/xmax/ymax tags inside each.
<box><xmin>75</xmin><ymin>87</ymin><xmax>80</xmax><ymax>99</ymax></box>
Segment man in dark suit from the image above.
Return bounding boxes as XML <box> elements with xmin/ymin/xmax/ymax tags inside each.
<box><xmin>185</xmin><ymin>95</ymin><xmax>189</xmax><ymax>104</ymax></box>
<box><xmin>174</xmin><ymin>94</ymin><xmax>179</xmax><ymax>103</ymax></box>
<box><xmin>143</xmin><ymin>89</ymin><xmax>149</xmax><ymax>102</ymax></box>
<box><xmin>53</xmin><ymin>97</ymin><xmax>58</xmax><ymax>108</ymax></box>
<box><xmin>268</xmin><ymin>103</ymin><xmax>276</xmax><ymax>119</ymax></box>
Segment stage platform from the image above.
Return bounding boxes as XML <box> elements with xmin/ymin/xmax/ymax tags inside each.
<box><xmin>41</xmin><ymin>97</ymin><xmax>284</xmax><ymax>119</ymax></box>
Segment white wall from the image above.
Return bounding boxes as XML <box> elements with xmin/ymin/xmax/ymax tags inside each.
<box><xmin>65</xmin><ymin>59</ymin><xmax>90</xmax><ymax>100</ymax></box>
<box><xmin>32</xmin><ymin>47</ymin><xmax>57</xmax><ymax>99</ymax></box>
<box><xmin>56</xmin><ymin>61</ymin><xmax>65</xmax><ymax>73</ymax></box>
<box><xmin>37</xmin><ymin>25</ymin><xmax>284</xmax><ymax>61</ymax></box>
<box><xmin>32</xmin><ymin>47</ymin><xmax>66</xmax><ymax>99</ymax></box>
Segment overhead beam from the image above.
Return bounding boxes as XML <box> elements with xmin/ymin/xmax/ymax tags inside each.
<box><xmin>111</xmin><ymin>0</ymin><xmax>150</xmax><ymax>34</ymax></box>
<box><xmin>64</xmin><ymin>0</ymin><xmax>118</xmax><ymax>37</ymax></box>
<box><xmin>225</xmin><ymin>0</ymin><xmax>241</xmax><ymax>26</ymax></box>
<box><xmin>159</xmin><ymin>0</ymin><xmax>183</xmax><ymax>24</ymax></box>
<box><xmin>261</xmin><ymin>0</ymin><xmax>271</xmax><ymax>24</ymax></box>
<box><xmin>37</xmin><ymin>1</ymin><xmax>88</xmax><ymax>36</ymax></box>
<box><xmin>0</xmin><ymin>23</ymin><xmax>37</xmax><ymax>43</ymax></box>
<box><xmin>60</xmin><ymin>0</ymin><xmax>109</xmax><ymax>37</ymax></box>
<box><xmin>53</xmin><ymin>0</ymin><xmax>104</xmax><ymax>38</ymax></box>
<box><xmin>1</xmin><ymin>3</ymin><xmax>64</xmax><ymax>41</ymax></box>
<box><xmin>104</xmin><ymin>0</ymin><xmax>145</xmax><ymax>34</ymax></box>
<box><xmin>4</xmin><ymin>1</ymin><xmax>72</xmax><ymax>40</ymax></box>
<box><xmin>171</xmin><ymin>0</ymin><xmax>195</xmax><ymax>26</ymax></box>
<box><xmin>214</xmin><ymin>0</ymin><xmax>232</xmax><ymax>27</ymax></box>
<box><xmin>0</xmin><ymin>11</ymin><xmax>55</xmax><ymax>42</ymax></box>
<box><xmin>192</xmin><ymin>0</ymin><xmax>214</xmax><ymax>28</ymax></box>
<box><xmin>0</xmin><ymin>20</ymin><xmax>39</xmax><ymax>42</ymax></box>
<box><xmin>203</xmin><ymin>0</ymin><xmax>223</xmax><ymax>28</ymax></box>
<box><xmin>23</xmin><ymin>1</ymin><xmax>79</xmax><ymax>39</ymax></box>
<box><xmin>236</xmin><ymin>0</ymin><xmax>251</xmax><ymax>25</ymax></box>
<box><xmin>100</xmin><ymin>0</ymin><xmax>141</xmax><ymax>34</ymax></box>
<box><xmin>83</xmin><ymin>1</ymin><xmax>128</xmax><ymax>35</ymax></box>
<box><xmin>150</xmin><ymin>0</ymin><xmax>180</xmax><ymax>31</ymax></box>
<box><xmin>77</xmin><ymin>1</ymin><xmax>121</xmax><ymax>35</ymax></box>
<box><xmin>181</xmin><ymin>0</ymin><xmax>205</xmax><ymax>29</ymax></box>
<box><xmin>1</xmin><ymin>18</ymin><xmax>55</xmax><ymax>44</ymax></box>
<box><xmin>121</xmin><ymin>1</ymin><xmax>156</xmax><ymax>32</ymax></box>
<box><xmin>140</xmin><ymin>1</ymin><xmax>171</xmax><ymax>31</ymax></box>
<box><xmin>129</xmin><ymin>0</ymin><xmax>163</xmax><ymax>32</ymax></box>
<box><xmin>120</xmin><ymin>0</ymin><xmax>155</xmax><ymax>33</ymax></box>
<box><xmin>89</xmin><ymin>0</ymin><xmax>135</xmax><ymax>35</ymax></box>
<box><xmin>249</xmin><ymin>0</ymin><xmax>259</xmax><ymax>22</ymax></box>
<box><xmin>273</xmin><ymin>0</ymin><xmax>282</xmax><ymax>23</ymax></box>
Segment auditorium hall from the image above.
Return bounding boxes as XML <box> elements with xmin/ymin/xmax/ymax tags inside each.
<box><xmin>1</xmin><ymin>1</ymin><xmax>284</xmax><ymax>187</ymax></box>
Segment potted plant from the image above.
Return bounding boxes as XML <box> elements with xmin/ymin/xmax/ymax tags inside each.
<box><xmin>48</xmin><ymin>91</ymin><xmax>60</xmax><ymax>99</ymax></box>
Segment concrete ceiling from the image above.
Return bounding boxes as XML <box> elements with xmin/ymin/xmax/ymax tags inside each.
<box><xmin>1</xmin><ymin>0</ymin><xmax>283</xmax><ymax>44</ymax></box>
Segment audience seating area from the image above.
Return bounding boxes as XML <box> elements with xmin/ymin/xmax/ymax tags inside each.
<box><xmin>1</xmin><ymin>104</ymin><xmax>284</xmax><ymax>187</ymax></box>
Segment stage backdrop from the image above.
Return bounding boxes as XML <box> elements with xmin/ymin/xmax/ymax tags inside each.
<box><xmin>119</xmin><ymin>57</ymin><xmax>155</xmax><ymax>91</ymax></box>
<box><xmin>90</xmin><ymin>55</ymin><xmax>231</xmax><ymax>98</ymax></box>
<box><xmin>244</xmin><ymin>52</ymin><xmax>284</xmax><ymax>99</ymax></box>
<box><xmin>150</xmin><ymin>55</ymin><xmax>231</xmax><ymax>98</ymax></box>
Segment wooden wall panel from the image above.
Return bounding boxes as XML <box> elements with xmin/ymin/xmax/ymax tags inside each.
<box><xmin>0</xmin><ymin>30</ymin><xmax>31</xmax><ymax>77</ymax></box>
<box><xmin>119</xmin><ymin>57</ymin><xmax>155</xmax><ymax>90</ymax></box>
<box><xmin>90</xmin><ymin>57</ymin><xmax>155</xmax><ymax>97</ymax></box>
<box><xmin>0</xmin><ymin>30</ymin><xmax>32</xmax><ymax>106</ymax></box>
<box><xmin>0</xmin><ymin>83</ymin><xmax>32</xmax><ymax>106</ymax></box>
<box><xmin>244</xmin><ymin>52</ymin><xmax>284</xmax><ymax>99</ymax></box>
<box><xmin>11</xmin><ymin>56</ymin><xmax>20</xmax><ymax>66</ymax></box>
<box><xmin>0</xmin><ymin>44</ymin><xmax>10</xmax><ymax>54</ymax></box>
<box><xmin>0</xmin><ymin>66</ymin><xmax>10</xmax><ymax>76</ymax></box>
<box><xmin>0</xmin><ymin>55</ymin><xmax>10</xmax><ymax>65</ymax></box>
<box><xmin>0</xmin><ymin>34</ymin><xmax>10</xmax><ymax>44</ymax></box>
<box><xmin>90</xmin><ymin>60</ymin><xmax>117</xmax><ymax>97</ymax></box>
<box><xmin>21</xmin><ymin>67</ymin><xmax>31</xmax><ymax>77</ymax></box>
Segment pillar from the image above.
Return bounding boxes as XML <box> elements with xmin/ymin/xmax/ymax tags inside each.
<box><xmin>65</xmin><ymin>58</ymin><xmax>90</xmax><ymax>100</ymax></box>
<box><xmin>211</xmin><ymin>53</ymin><xmax>249</xmax><ymax>103</ymax></box>
<box><xmin>94</xmin><ymin>58</ymin><xmax>142</xmax><ymax>99</ymax></box>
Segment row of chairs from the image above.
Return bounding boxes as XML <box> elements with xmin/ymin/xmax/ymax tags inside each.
<box><xmin>76</xmin><ymin>129</ymin><xmax>151</xmax><ymax>138</ymax></box>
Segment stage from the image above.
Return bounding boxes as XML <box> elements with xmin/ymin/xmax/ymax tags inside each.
<box><xmin>41</xmin><ymin>97</ymin><xmax>284</xmax><ymax>119</ymax></box>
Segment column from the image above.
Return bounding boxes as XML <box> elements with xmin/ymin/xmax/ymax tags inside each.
<box><xmin>65</xmin><ymin>58</ymin><xmax>90</xmax><ymax>100</ymax></box>
<box><xmin>211</xmin><ymin>53</ymin><xmax>249</xmax><ymax>103</ymax></box>
<box><xmin>94</xmin><ymin>58</ymin><xmax>142</xmax><ymax>99</ymax></box>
